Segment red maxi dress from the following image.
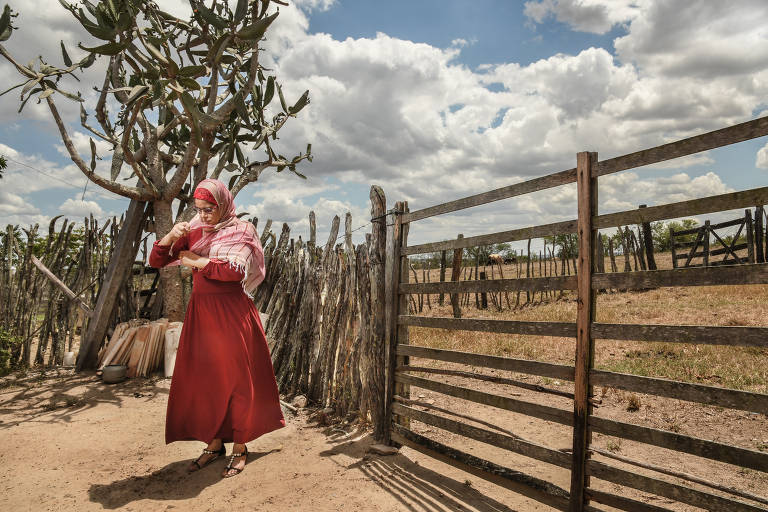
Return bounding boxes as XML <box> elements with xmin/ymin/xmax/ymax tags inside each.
<box><xmin>149</xmin><ymin>230</ymin><xmax>285</xmax><ymax>444</ymax></box>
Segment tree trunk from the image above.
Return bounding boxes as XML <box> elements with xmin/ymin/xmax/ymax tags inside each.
<box><xmin>153</xmin><ymin>199</ymin><xmax>186</xmax><ymax>322</ymax></box>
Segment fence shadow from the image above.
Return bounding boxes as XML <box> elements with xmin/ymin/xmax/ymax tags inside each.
<box><xmin>320</xmin><ymin>434</ymin><xmax>519</xmax><ymax>512</ymax></box>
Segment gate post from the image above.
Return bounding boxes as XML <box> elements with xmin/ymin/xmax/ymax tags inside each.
<box><xmin>384</xmin><ymin>201</ymin><xmax>409</xmax><ymax>444</ymax></box>
<box><xmin>569</xmin><ymin>152</ymin><xmax>597</xmax><ymax>512</ymax></box>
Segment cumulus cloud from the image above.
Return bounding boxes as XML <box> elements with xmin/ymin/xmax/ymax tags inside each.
<box><xmin>58</xmin><ymin>197</ymin><xmax>105</xmax><ymax>218</ymax></box>
<box><xmin>757</xmin><ymin>143</ymin><xmax>768</xmax><ymax>169</ymax></box>
<box><xmin>524</xmin><ymin>0</ymin><xmax>640</xmax><ymax>34</ymax></box>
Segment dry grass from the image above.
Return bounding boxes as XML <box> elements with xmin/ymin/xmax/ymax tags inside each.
<box><xmin>407</xmin><ymin>253</ymin><xmax>768</xmax><ymax>393</ymax></box>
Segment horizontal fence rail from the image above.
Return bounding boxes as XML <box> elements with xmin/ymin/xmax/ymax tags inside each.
<box><xmin>399</xmin><ymin>275</ymin><xmax>577</xmax><ymax>294</ymax></box>
<box><xmin>592</xmin><ymin>263</ymin><xmax>768</xmax><ymax>289</ymax></box>
<box><xmin>591</xmin><ymin>322</ymin><xmax>768</xmax><ymax>347</ymax></box>
<box><xmin>396</xmin><ymin>344</ymin><xmax>576</xmax><ymax>381</ymax></box>
<box><xmin>590</xmin><ymin>370</ymin><xmax>768</xmax><ymax>414</ymax></box>
<box><xmin>398</xmin><ymin>316</ymin><xmax>576</xmax><ymax>337</ymax></box>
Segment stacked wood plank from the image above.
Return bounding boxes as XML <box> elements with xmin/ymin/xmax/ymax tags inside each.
<box><xmin>97</xmin><ymin>319</ymin><xmax>181</xmax><ymax>378</ymax></box>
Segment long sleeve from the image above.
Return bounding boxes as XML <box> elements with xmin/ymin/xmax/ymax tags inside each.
<box><xmin>149</xmin><ymin>234</ymin><xmax>189</xmax><ymax>268</ymax></box>
<box><xmin>199</xmin><ymin>259</ymin><xmax>246</xmax><ymax>282</ymax></box>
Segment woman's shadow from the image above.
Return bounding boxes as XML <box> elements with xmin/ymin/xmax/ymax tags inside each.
<box><xmin>88</xmin><ymin>448</ymin><xmax>278</xmax><ymax>509</ymax></box>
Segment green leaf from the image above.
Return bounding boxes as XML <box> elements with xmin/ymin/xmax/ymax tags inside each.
<box><xmin>289</xmin><ymin>90</ymin><xmax>309</xmax><ymax>115</ymax></box>
<box><xmin>228</xmin><ymin>173</ymin><xmax>239</xmax><ymax>190</ymax></box>
<box><xmin>293</xmin><ymin>169</ymin><xmax>307</xmax><ymax>179</ymax></box>
<box><xmin>38</xmin><ymin>88</ymin><xmax>55</xmax><ymax>101</ymax></box>
<box><xmin>78</xmin><ymin>40</ymin><xmax>129</xmax><ymax>56</ymax></box>
<box><xmin>89</xmin><ymin>137</ymin><xmax>97</xmax><ymax>172</ymax></box>
<box><xmin>78</xmin><ymin>8</ymin><xmax>115</xmax><ymax>40</ymax></box>
<box><xmin>178</xmin><ymin>65</ymin><xmax>207</xmax><ymax>78</ymax></box>
<box><xmin>144</xmin><ymin>42</ymin><xmax>169</xmax><ymax>65</ymax></box>
<box><xmin>116</xmin><ymin>11</ymin><xmax>132</xmax><ymax>32</ymax></box>
<box><xmin>80</xmin><ymin>103</ymin><xmax>88</xmax><ymax>124</ymax></box>
<box><xmin>192</xmin><ymin>0</ymin><xmax>228</xmax><ymax>30</ymax></box>
<box><xmin>60</xmin><ymin>40</ymin><xmax>73</xmax><ymax>67</ymax></box>
<box><xmin>263</xmin><ymin>76</ymin><xmax>274</xmax><ymax>107</ymax></box>
<box><xmin>234</xmin><ymin>0</ymin><xmax>248</xmax><ymax>23</ymax></box>
<box><xmin>276</xmin><ymin>83</ymin><xmax>288</xmax><ymax>113</ymax></box>
<box><xmin>235</xmin><ymin>143</ymin><xmax>245</xmax><ymax>167</ymax></box>
<box><xmin>124</xmin><ymin>84</ymin><xmax>149</xmax><ymax>107</ymax></box>
<box><xmin>21</xmin><ymin>77</ymin><xmax>42</xmax><ymax>98</ymax></box>
<box><xmin>234</xmin><ymin>90</ymin><xmax>251</xmax><ymax>128</ymax></box>
<box><xmin>177</xmin><ymin>76</ymin><xmax>201</xmax><ymax>90</ymax></box>
<box><xmin>235</xmin><ymin>11</ymin><xmax>278</xmax><ymax>41</ymax></box>
<box><xmin>79</xmin><ymin>53</ymin><xmax>97</xmax><ymax>69</ymax></box>
<box><xmin>0</xmin><ymin>5</ymin><xmax>12</xmax><ymax>41</ymax></box>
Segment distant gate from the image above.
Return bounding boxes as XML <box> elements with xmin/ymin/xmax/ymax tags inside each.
<box><xmin>671</xmin><ymin>209</ymin><xmax>759</xmax><ymax>268</ymax></box>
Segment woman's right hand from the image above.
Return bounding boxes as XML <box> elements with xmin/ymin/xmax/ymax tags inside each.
<box><xmin>159</xmin><ymin>222</ymin><xmax>190</xmax><ymax>246</ymax></box>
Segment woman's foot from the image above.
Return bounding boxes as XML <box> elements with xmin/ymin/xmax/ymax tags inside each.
<box><xmin>222</xmin><ymin>443</ymin><xmax>248</xmax><ymax>478</ymax></box>
<box><xmin>188</xmin><ymin>439</ymin><xmax>224</xmax><ymax>472</ymax></box>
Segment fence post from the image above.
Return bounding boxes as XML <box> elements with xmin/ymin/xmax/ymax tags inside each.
<box><xmin>639</xmin><ymin>205</ymin><xmax>657</xmax><ymax>270</ymax></box>
<box><xmin>438</xmin><ymin>250</ymin><xmax>447</xmax><ymax>305</ymax></box>
<box><xmin>755</xmin><ymin>206</ymin><xmax>764</xmax><ymax>264</ymax></box>
<box><xmin>570</xmin><ymin>151</ymin><xmax>597</xmax><ymax>512</ymax></box>
<box><xmin>450</xmin><ymin>234</ymin><xmax>463</xmax><ymax>318</ymax></box>
<box><xmin>745</xmin><ymin>209</ymin><xmax>754</xmax><ymax>264</ymax></box>
<box><xmin>703</xmin><ymin>220</ymin><xmax>710</xmax><ymax>267</ymax></box>
<box><xmin>384</xmin><ymin>201</ymin><xmax>409</xmax><ymax>444</ymax></box>
<box><xmin>368</xmin><ymin>185</ymin><xmax>387</xmax><ymax>441</ymax></box>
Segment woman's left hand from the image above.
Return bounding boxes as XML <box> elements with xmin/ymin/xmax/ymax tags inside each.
<box><xmin>179</xmin><ymin>250</ymin><xmax>210</xmax><ymax>269</ymax></box>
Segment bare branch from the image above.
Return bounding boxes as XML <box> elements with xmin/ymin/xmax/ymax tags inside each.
<box><xmin>45</xmin><ymin>95</ymin><xmax>154</xmax><ymax>201</ymax></box>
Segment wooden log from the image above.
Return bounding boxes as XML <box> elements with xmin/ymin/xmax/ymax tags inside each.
<box><xmin>587</xmin><ymin>460</ymin><xmax>766</xmax><ymax>512</ymax></box>
<box><xmin>450</xmin><ymin>234</ymin><xmax>463</xmax><ymax>318</ymax></box>
<box><xmin>31</xmin><ymin>255</ymin><xmax>95</xmax><ymax>317</ymax></box>
<box><xmin>479</xmin><ymin>271</ymin><xmax>488</xmax><ymax>309</ymax></box>
<box><xmin>367</xmin><ymin>185</ymin><xmax>387</xmax><ymax>440</ymax></box>
<box><xmin>396</xmin><ymin>373</ymin><xmax>573</xmax><ymax>425</ymax></box>
<box><xmin>397</xmin><ymin>344</ymin><xmax>575</xmax><ymax>381</ymax></box>
<box><xmin>570</xmin><ymin>151</ymin><xmax>597</xmax><ymax>512</ymax></box>
<box><xmin>392</xmin><ymin>402</ymin><xmax>572</xmax><ymax>468</ymax></box>
<box><xmin>438</xmin><ymin>250</ymin><xmax>446</xmax><ymax>305</ymax></box>
<box><xmin>77</xmin><ymin>199</ymin><xmax>147</xmax><ymax>370</ymax></box>
<box><xmin>391</xmin><ymin>426</ymin><xmax>571</xmax><ymax>511</ymax></box>
<box><xmin>592</xmin><ymin>262</ymin><xmax>768</xmax><ymax>289</ymax></box>
<box><xmin>588</xmin><ymin>415</ymin><xmax>768</xmax><ymax>472</ymax></box>
<box><xmin>590</xmin><ymin>369</ymin><xmax>768</xmax><ymax>413</ymax></box>
<box><xmin>398</xmin><ymin>315</ymin><xmax>576</xmax><ymax>337</ymax></box>
<box><xmin>591</xmin><ymin>322</ymin><xmax>768</xmax><ymax>348</ymax></box>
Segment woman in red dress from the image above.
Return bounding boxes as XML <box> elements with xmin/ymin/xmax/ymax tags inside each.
<box><xmin>149</xmin><ymin>178</ymin><xmax>285</xmax><ymax>478</ymax></box>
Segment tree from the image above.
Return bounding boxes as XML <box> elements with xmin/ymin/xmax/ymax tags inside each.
<box><xmin>0</xmin><ymin>155</ymin><xmax>6</xmax><ymax>178</ymax></box>
<box><xmin>651</xmin><ymin>219</ymin><xmax>698</xmax><ymax>252</ymax></box>
<box><xmin>0</xmin><ymin>1</ymin><xmax>312</xmax><ymax>366</ymax></box>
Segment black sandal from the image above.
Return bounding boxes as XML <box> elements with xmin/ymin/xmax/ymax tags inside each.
<box><xmin>222</xmin><ymin>446</ymin><xmax>248</xmax><ymax>478</ymax></box>
<box><xmin>189</xmin><ymin>445</ymin><xmax>225</xmax><ymax>472</ymax></box>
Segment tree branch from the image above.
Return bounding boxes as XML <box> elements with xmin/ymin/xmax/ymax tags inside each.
<box><xmin>45</xmin><ymin>95</ymin><xmax>154</xmax><ymax>201</ymax></box>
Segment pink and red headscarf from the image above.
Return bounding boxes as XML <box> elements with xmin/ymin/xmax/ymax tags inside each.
<box><xmin>183</xmin><ymin>178</ymin><xmax>265</xmax><ymax>296</ymax></box>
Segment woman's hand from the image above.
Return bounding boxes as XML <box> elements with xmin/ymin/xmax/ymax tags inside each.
<box><xmin>158</xmin><ymin>222</ymin><xmax>190</xmax><ymax>246</ymax></box>
<box><xmin>179</xmin><ymin>250</ymin><xmax>210</xmax><ymax>269</ymax></box>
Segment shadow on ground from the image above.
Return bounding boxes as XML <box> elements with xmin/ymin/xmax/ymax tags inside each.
<box><xmin>88</xmin><ymin>448</ymin><xmax>279</xmax><ymax>509</ymax></box>
<box><xmin>0</xmin><ymin>368</ymin><xmax>169</xmax><ymax>429</ymax></box>
<box><xmin>321</xmin><ymin>432</ymin><xmax>518</xmax><ymax>512</ymax></box>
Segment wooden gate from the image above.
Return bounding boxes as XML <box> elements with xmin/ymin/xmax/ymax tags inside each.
<box><xmin>383</xmin><ymin>117</ymin><xmax>768</xmax><ymax>511</ymax></box>
<box><xmin>671</xmin><ymin>210</ymin><xmax>756</xmax><ymax>268</ymax></box>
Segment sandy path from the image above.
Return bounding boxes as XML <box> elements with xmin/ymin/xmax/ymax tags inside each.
<box><xmin>0</xmin><ymin>369</ymin><xmax>553</xmax><ymax>512</ymax></box>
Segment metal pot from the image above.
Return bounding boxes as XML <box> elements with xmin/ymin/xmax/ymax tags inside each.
<box><xmin>102</xmin><ymin>365</ymin><xmax>127</xmax><ymax>384</ymax></box>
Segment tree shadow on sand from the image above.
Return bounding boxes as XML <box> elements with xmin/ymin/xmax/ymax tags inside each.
<box><xmin>88</xmin><ymin>447</ymin><xmax>279</xmax><ymax>509</ymax></box>
<box><xmin>320</xmin><ymin>433</ymin><xmax>520</xmax><ymax>512</ymax></box>
<box><xmin>0</xmin><ymin>369</ymin><xmax>169</xmax><ymax>430</ymax></box>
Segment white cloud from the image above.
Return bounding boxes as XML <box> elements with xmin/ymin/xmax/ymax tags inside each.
<box><xmin>524</xmin><ymin>0</ymin><xmax>641</xmax><ymax>34</ymax></box>
<box><xmin>58</xmin><ymin>197</ymin><xmax>105</xmax><ymax>218</ymax></box>
<box><xmin>757</xmin><ymin>143</ymin><xmax>768</xmax><ymax>169</ymax></box>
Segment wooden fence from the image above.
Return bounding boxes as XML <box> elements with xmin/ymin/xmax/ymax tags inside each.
<box><xmin>0</xmin><ymin>214</ymin><xmax>150</xmax><ymax>369</ymax></box>
<box><xmin>671</xmin><ymin>208</ymin><xmax>763</xmax><ymax>267</ymax></box>
<box><xmin>384</xmin><ymin>116</ymin><xmax>768</xmax><ymax>511</ymax></box>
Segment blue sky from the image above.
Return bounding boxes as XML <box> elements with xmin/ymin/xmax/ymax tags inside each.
<box><xmin>1</xmin><ymin>0</ymin><xmax>768</xmax><ymax>248</ymax></box>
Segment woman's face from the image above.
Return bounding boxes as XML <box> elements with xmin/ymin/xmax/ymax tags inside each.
<box><xmin>194</xmin><ymin>198</ymin><xmax>222</xmax><ymax>225</ymax></box>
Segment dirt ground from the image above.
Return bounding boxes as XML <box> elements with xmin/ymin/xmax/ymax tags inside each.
<box><xmin>1</xmin><ymin>368</ymin><xmax>566</xmax><ymax>512</ymax></box>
